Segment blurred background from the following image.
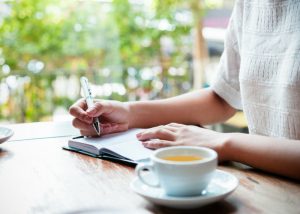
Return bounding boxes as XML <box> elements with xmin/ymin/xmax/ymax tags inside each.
<box><xmin>0</xmin><ymin>0</ymin><xmax>246</xmax><ymax>131</ymax></box>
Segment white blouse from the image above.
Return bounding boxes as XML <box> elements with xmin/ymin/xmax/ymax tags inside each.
<box><xmin>211</xmin><ymin>0</ymin><xmax>300</xmax><ymax>139</ymax></box>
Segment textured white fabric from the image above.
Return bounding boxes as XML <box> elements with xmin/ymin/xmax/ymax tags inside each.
<box><xmin>211</xmin><ymin>0</ymin><xmax>300</xmax><ymax>139</ymax></box>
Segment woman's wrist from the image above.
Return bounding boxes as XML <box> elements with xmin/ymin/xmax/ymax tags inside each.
<box><xmin>221</xmin><ymin>132</ymin><xmax>248</xmax><ymax>162</ymax></box>
<box><xmin>127</xmin><ymin>101</ymin><xmax>156</xmax><ymax>128</ymax></box>
<box><xmin>126</xmin><ymin>101</ymin><xmax>138</xmax><ymax>129</ymax></box>
<box><xmin>219</xmin><ymin>132</ymin><xmax>238</xmax><ymax>162</ymax></box>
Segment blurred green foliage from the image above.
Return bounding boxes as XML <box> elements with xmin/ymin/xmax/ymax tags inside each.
<box><xmin>0</xmin><ymin>0</ymin><xmax>218</xmax><ymax>122</ymax></box>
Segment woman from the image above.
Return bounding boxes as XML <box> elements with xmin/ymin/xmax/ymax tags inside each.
<box><xmin>69</xmin><ymin>0</ymin><xmax>300</xmax><ymax>180</ymax></box>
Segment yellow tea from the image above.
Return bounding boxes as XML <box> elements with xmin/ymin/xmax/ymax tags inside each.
<box><xmin>162</xmin><ymin>155</ymin><xmax>203</xmax><ymax>162</ymax></box>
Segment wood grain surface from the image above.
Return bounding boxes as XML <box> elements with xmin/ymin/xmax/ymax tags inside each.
<box><xmin>0</xmin><ymin>123</ymin><xmax>299</xmax><ymax>214</ymax></box>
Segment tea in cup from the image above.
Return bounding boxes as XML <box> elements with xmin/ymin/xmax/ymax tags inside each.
<box><xmin>135</xmin><ymin>146</ymin><xmax>217</xmax><ymax>197</ymax></box>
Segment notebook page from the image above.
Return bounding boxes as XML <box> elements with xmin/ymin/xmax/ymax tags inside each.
<box><xmin>68</xmin><ymin>128</ymin><xmax>153</xmax><ymax>160</ymax></box>
<box><xmin>107</xmin><ymin>138</ymin><xmax>153</xmax><ymax>161</ymax></box>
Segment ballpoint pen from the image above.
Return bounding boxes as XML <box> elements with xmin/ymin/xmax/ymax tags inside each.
<box><xmin>80</xmin><ymin>76</ymin><xmax>101</xmax><ymax>135</ymax></box>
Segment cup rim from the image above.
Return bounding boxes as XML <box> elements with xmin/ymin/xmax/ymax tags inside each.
<box><xmin>151</xmin><ymin>146</ymin><xmax>217</xmax><ymax>165</ymax></box>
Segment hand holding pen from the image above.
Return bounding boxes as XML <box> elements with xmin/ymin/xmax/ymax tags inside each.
<box><xmin>80</xmin><ymin>76</ymin><xmax>101</xmax><ymax>135</ymax></box>
<box><xmin>69</xmin><ymin>82</ymin><xmax>131</xmax><ymax>136</ymax></box>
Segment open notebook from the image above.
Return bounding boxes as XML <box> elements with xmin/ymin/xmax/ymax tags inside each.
<box><xmin>65</xmin><ymin>129</ymin><xmax>153</xmax><ymax>165</ymax></box>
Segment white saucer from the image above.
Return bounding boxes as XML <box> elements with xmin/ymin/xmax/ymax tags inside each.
<box><xmin>130</xmin><ymin>169</ymin><xmax>238</xmax><ymax>209</ymax></box>
<box><xmin>0</xmin><ymin>127</ymin><xmax>14</xmax><ymax>144</ymax></box>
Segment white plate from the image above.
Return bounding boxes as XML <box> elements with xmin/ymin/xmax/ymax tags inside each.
<box><xmin>130</xmin><ymin>169</ymin><xmax>238</xmax><ymax>209</ymax></box>
<box><xmin>0</xmin><ymin>127</ymin><xmax>14</xmax><ymax>144</ymax></box>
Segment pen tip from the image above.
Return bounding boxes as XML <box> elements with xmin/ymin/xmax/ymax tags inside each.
<box><xmin>93</xmin><ymin>122</ymin><xmax>101</xmax><ymax>136</ymax></box>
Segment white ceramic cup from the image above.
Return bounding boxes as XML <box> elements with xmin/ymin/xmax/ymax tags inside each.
<box><xmin>135</xmin><ymin>146</ymin><xmax>217</xmax><ymax>197</ymax></box>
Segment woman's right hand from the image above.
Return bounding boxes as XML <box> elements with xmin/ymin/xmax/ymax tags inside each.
<box><xmin>69</xmin><ymin>98</ymin><xmax>131</xmax><ymax>136</ymax></box>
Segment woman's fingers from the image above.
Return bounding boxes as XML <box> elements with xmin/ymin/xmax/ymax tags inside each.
<box><xmin>137</xmin><ymin>123</ymin><xmax>188</xmax><ymax>149</ymax></box>
<box><xmin>74</xmin><ymin>120</ymin><xmax>129</xmax><ymax>137</ymax></box>
<box><xmin>167</xmin><ymin>123</ymin><xmax>184</xmax><ymax>128</ymax></box>
<box><xmin>86</xmin><ymin>101</ymin><xmax>113</xmax><ymax>117</ymax></box>
<box><xmin>69</xmin><ymin>99</ymin><xmax>93</xmax><ymax>124</ymax></box>
<box><xmin>141</xmin><ymin>139</ymin><xmax>173</xmax><ymax>149</ymax></box>
<box><xmin>100</xmin><ymin>123</ymin><xmax>128</xmax><ymax>135</ymax></box>
<box><xmin>163</xmin><ymin>124</ymin><xmax>179</xmax><ymax>132</ymax></box>
<box><xmin>137</xmin><ymin>126</ymin><xmax>176</xmax><ymax>141</ymax></box>
<box><xmin>72</xmin><ymin>118</ymin><xmax>92</xmax><ymax>131</ymax></box>
<box><xmin>80</xmin><ymin>130</ymin><xmax>97</xmax><ymax>137</ymax></box>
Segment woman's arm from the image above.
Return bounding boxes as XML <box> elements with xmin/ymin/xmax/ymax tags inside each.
<box><xmin>129</xmin><ymin>88</ymin><xmax>236</xmax><ymax>128</ymax></box>
<box><xmin>69</xmin><ymin>88</ymin><xmax>235</xmax><ymax>136</ymax></box>
<box><xmin>224</xmin><ymin>133</ymin><xmax>300</xmax><ymax>180</ymax></box>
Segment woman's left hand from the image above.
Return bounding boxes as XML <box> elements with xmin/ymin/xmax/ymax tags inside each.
<box><xmin>136</xmin><ymin>123</ymin><xmax>229</xmax><ymax>161</ymax></box>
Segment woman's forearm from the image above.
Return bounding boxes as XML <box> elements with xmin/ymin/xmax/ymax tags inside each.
<box><xmin>128</xmin><ymin>88</ymin><xmax>236</xmax><ymax>128</ymax></box>
<box><xmin>224</xmin><ymin>133</ymin><xmax>300</xmax><ymax>180</ymax></box>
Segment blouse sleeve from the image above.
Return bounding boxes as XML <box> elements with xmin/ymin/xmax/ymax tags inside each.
<box><xmin>211</xmin><ymin>0</ymin><xmax>244</xmax><ymax>110</ymax></box>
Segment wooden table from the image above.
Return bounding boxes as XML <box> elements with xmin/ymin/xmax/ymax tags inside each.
<box><xmin>0</xmin><ymin>122</ymin><xmax>299</xmax><ymax>214</ymax></box>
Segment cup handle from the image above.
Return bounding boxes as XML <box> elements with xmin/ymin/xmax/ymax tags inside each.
<box><xmin>135</xmin><ymin>163</ymin><xmax>160</xmax><ymax>188</ymax></box>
